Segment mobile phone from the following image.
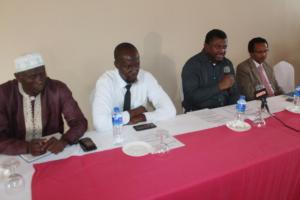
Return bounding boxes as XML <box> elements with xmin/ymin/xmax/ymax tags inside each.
<box><xmin>133</xmin><ymin>123</ymin><xmax>157</xmax><ymax>131</ymax></box>
<box><xmin>79</xmin><ymin>137</ymin><xmax>97</xmax><ymax>152</ymax></box>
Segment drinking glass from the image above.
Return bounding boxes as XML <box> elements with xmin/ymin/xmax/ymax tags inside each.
<box><xmin>1</xmin><ymin>158</ymin><xmax>25</xmax><ymax>194</ymax></box>
<box><xmin>155</xmin><ymin>129</ymin><xmax>169</xmax><ymax>155</ymax></box>
<box><xmin>253</xmin><ymin>104</ymin><xmax>266</xmax><ymax>128</ymax></box>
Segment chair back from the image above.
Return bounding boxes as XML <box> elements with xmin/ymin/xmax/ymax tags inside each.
<box><xmin>274</xmin><ymin>61</ymin><xmax>295</xmax><ymax>93</ymax></box>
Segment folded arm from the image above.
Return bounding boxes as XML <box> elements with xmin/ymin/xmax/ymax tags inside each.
<box><xmin>59</xmin><ymin>84</ymin><xmax>88</xmax><ymax>144</ymax></box>
<box><xmin>142</xmin><ymin>73</ymin><xmax>176</xmax><ymax>122</ymax></box>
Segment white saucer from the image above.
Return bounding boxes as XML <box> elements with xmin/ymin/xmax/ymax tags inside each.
<box><xmin>286</xmin><ymin>105</ymin><xmax>300</xmax><ymax>114</ymax></box>
<box><xmin>122</xmin><ymin>141</ymin><xmax>154</xmax><ymax>157</ymax></box>
<box><xmin>226</xmin><ymin>120</ymin><xmax>251</xmax><ymax>132</ymax></box>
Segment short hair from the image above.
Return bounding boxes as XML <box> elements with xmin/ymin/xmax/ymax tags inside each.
<box><xmin>114</xmin><ymin>42</ymin><xmax>137</xmax><ymax>60</ymax></box>
<box><xmin>204</xmin><ymin>29</ymin><xmax>227</xmax><ymax>44</ymax></box>
<box><xmin>248</xmin><ymin>37</ymin><xmax>268</xmax><ymax>53</ymax></box>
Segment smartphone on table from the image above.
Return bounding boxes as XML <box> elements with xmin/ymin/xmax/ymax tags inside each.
<box><xmin>79</xmin><ymin>137</ymin><xmax>97</xmax><ymax>152</ymax></box>
<box><xmin>133</xmin><ymin>123</ymin><xmax>157</xmax><ymax>131</ymax></box>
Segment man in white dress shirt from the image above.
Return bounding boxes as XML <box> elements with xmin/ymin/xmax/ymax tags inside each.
<box><xmin>92</xmin><ymin>42</ymin><xmax>176</xmax><ymax>132</ymax></box>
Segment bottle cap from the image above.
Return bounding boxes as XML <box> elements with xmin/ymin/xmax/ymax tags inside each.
<box><xmin>113</xmin><ymin>107</ymin><xmax>120</xmax><ymax>112</ymax></box>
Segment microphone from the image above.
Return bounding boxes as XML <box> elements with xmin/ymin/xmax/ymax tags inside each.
<box><xmin>223</xmin><ymin>66</ymin><xmax>233</xmax><ymax>94</ymax></box>
<box><xmin>223</xmin><ymin>66</ymin><xmax>231</xmax><ymax>75</ymax></box>
<box><xmin>255</xmin><ymin>85</ymin><xmax>270</xmax><ymax>114</ymax></box>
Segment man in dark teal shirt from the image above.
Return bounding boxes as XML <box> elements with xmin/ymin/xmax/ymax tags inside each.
<box><xmin>181</xmin><ymin>29</ymin><xmax>239</xmax><ymax>111</ymax></box>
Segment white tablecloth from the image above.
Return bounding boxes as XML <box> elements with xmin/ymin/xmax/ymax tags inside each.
<box><xmin>0</xmin><ymin>95</ymin><xmax>293</xmax><ymax>200</ymax></box>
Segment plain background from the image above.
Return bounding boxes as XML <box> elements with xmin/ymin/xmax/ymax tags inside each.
<box><xmin>1</xmin><ymin>0</ymin><xmax>299</xmax><ymax>129</ymax></box>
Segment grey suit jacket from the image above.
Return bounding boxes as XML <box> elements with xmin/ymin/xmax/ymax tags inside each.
<box><xmin>236</xmin><ymin>58</ymin><xmax>283</xmax><ymax>101</ymax></box>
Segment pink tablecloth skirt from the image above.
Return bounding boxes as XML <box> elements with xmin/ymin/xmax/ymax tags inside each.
<box><xmin>32</xmin><ymin>111</ymin><xmax>300</xmax><ymax>200</ymax></box>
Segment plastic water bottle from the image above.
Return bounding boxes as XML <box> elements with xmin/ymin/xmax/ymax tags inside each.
<box><xmin>235</xmin><ymin>95</ymin><xmax>246</xmax><ymax>122</ymax></box>
<box><xmin>293</xmin><ymin>85</ymin><xmax>300</xmax><ymax>108</ymax></box>
<box><xmin>112</xmin><ymin>107</ymin><xmax>123</xmax><ymax>145</ymax></box>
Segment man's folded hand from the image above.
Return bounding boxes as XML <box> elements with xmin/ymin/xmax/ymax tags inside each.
<box><xmin>128</xmin><ymin>113</ymin><xmax>146</xmax><ymax>125</ymax></box>
<box><xmin>28</xmin><ymin>139</ymin><xmax>47</xmax><ymax>156</ymax></box>
<box><xmin>45</xmin><ymin>137</ymin><xmax>68</xmax><ymax>154</ymax></box>
<box><xmin>128</xmin><ymin>106</ymin><xmax>147</xmax><ymax>118</ymax></box>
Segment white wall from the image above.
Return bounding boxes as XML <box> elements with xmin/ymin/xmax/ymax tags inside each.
<box><xmin>1</xmin><ymin>0</ymin><xmax>299</xmax><ymax>129</ymax></box>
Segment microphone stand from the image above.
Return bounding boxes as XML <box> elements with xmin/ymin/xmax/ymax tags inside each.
<box><xmin>261</xmin><ymin>98</ymin><xmax>272</xmax><ymax>115</ymax></box>
<box><xmin>253</xmin><ymin>99</ymin><xmax>266</xmax><ymax>128</ymax></box>
<box><xmin>256</xmin><ymin>91</ymin><xmax>300</xmax><ymax>132</ymax></box>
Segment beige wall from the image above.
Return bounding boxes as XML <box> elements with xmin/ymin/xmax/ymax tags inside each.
<box><xmin>1</xmin><ymin>0</ymin><xmax>300</xmax><ymax>129</ymax></box>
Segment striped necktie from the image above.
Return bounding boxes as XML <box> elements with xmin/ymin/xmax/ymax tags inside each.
<box><xmin>257</xmin><ymin>64</ymin><xmax>274</xmax><ymax>96</ymax></box>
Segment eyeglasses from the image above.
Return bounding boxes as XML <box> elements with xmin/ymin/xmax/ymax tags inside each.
<box><xmin>254</xmin><ymin>49</ymin><xmax>269</xmax><ymax>54</ymax></box>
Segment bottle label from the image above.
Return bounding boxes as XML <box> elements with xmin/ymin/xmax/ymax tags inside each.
<box><xmin>236</xmin><ymin>102</ymin><xmax>246</xmax><ymax>113</ymax></box>
<box><xmin>295</xmin><ymin>86</ymin><xmax>300</xmax><ymax>97</ymax></box>
<box><xmin>112</xmin><ymin>114</ymin><xmax>123</xmax><ymax>126</ymax></box>
<box><xmin>117</xmin><ymin>116</ymin><xmax>123</xmax><ymax>125</ymax></box>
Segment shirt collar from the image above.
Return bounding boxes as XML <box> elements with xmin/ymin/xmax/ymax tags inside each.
<box><xmin>252</xmin><ymin>59</ymin><xmax>262</xmax><ymax>68</ymax></box>
<box><xmin>115</xmin><ymin>68</ymin><xmax>140</xmax><ymax>89</ymax></box>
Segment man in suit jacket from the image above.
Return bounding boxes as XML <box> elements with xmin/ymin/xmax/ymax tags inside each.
<box><xmin>236</xmin><ymin>37</ymin><xmax>283</xmax><ymax>101</ymax></box>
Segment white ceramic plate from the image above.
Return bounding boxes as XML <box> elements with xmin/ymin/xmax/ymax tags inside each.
<box><xmin>286</xmin><ymin>105</ymin><xmax>300</xmax><ymax>114</ymax></box>
<box><xmin>226</xmin><ymin>120</ymin><xmax>251</xmax><ymax>132</ymax></box>
<box><xmin>122</xmin><ymin>141</ymin><xmax>154</xmax><ymax>157</ymax></box>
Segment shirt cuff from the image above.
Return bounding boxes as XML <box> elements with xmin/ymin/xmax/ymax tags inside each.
<box><xmin>143</xmin><ymin>112</ymin><xmax>151</xmax><ymax>122</ymax></box>
<box><xmin>121</xmin><ymin>111</ymin><xmax>130</xmax><ymax>124</ymax></box>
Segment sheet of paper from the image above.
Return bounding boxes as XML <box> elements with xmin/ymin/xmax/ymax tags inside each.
<box><xmin>189</xmin><ymin>108</ymin><xmax>232</xmax><ymax>125</ymax></box>
<box><xmin>156</xmin><ymin>114</ymin><xmax>217</xmax><ymax>135</ymax></box>
<box><xmin>268</xmin><ymin>96</ymin><xmax>290</xmax><ymax>113</ymax></box>
<box><xmin>136</xmin><ymin>129</ymin><xmax>185</xmax><ymax>151</ymax></box>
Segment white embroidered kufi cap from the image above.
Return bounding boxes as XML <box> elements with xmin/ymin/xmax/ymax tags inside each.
<box><xmin>14</xmin><ymin>53</ymin><xmax>44</xmax><ymax>73</ymax></box>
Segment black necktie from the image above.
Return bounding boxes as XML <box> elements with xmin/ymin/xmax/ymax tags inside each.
<box><xmin>123</xmin><ymin>84</ymin><xmax>132</xmax><ymax>111</ymax></box>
